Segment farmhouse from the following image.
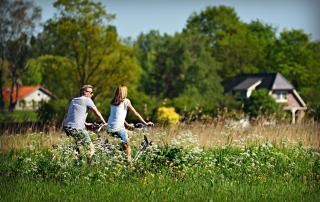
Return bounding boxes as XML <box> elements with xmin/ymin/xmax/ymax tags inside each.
<box><xmin>225</xmin><ymin>72</ymin><xmax>307</xmax><ymax>123</ymax></box>
<box><xmin>3</xmin><ymin>85</ymin><xmax>54</xmax><ymax>110</ymax></box>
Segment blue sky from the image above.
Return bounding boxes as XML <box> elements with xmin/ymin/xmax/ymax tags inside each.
<box><xmin>35</xmin><ymin>0</ymin><xmax>320</xmax><ymax>41</ymax></box>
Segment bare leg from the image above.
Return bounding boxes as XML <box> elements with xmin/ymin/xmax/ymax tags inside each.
<box><xmin>122</xmin><ymin>143</ymin><xmax>132</xmax><ymax>162</ymax></box>
<box><xmin>88</xmin><ymin>143</ymin><xmax>95</xmax><ymax>157</ymax></box>
<box><xmin>87</xmin><ymin>143</ymin><xmax>95</xmax><ymax>165</ymax></box>
<box><xmin>126</xmin><ymin>130</ymin><xmax>132</xmax><ymax>140</ymax></box>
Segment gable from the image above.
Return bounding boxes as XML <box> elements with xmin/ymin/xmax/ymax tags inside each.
<box><xmin>225</xmin><ymin>72</ymin><xmax>295</xmax><ymax>93</ymax></box>
<box><xmin>271</xmin><ymin>73</ymin><xmax>294</xmax><ymax>90</ymax></box>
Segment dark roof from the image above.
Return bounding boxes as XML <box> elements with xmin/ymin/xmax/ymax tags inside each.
<box><xmin>233</xmin><ymin>78</ymin><xmax>261</xmax><ymax>90</ymax></box>
<box><xmin>225</xmin><ymin>72</ymin><xmax>294</xmax><ymax>93</ymax></box>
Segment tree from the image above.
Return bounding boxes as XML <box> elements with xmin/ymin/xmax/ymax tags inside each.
<box><xmin>185</xmin><ymin>5</ymin><xmax>241</xmax><ymax>42</ymax></box>
<box><xmin>135</xmin><ymin>31</ymin><xmax>223</xmax><ymax>115</ymax></box>
<box><xmin>0</xmin><ymin>0</ymin><xmax>41</xmax><ymax>111</ymax></box>
<box><xmin>6</xmin><ymin>33</ymin><xmax>30</xmax><ymax>110</ymax></box>
<box><xmin>267</xmin><ymin>29</ymin><xmax>320</xmax><ymax>107</ymax></box>
<box><xmin>36</xmin><ymin>0</ymin><xmax>140</xmax><ymax>100</ymax></box>
<box><xmin>134</xmin><ymin>30</ymin><xmax>165</xmax><ymax>93</ymax></box>
<box><xmin>244</xmin><ymin>89</ymin><xmax>283</xmax><ymax>118</ymax></box>
<box><xmin>21</xmin><ymin>58</ymin><xmax>42</xmax><ymax>85</ymax></box>
<box><xmin>185</xmin><ymin>6</ymin><xmax>278</xmax><ymax>83</ymax></box>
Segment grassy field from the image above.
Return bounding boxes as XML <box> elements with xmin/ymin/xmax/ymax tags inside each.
<box><xmin>0</xmin><ymin>122</ymin><xmax>320</xmax><ymax>201</ymax></box>
<box><xmin>1</xmin><ymin>175</ymin><xmax>319</xmax><ymax>201</ymax></box>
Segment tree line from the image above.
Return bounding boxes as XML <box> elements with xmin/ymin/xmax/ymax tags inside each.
<box><xmin>1</xmin><ymin>0</ymin><xmax>319</xmax><ymax>122</ymax></box>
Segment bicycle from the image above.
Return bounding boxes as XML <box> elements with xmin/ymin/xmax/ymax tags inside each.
<box><xmin>132</xmin><ymin>123</ymin><xmax>153</xmax><ymax>161</ymax></box>
<box><xmin>51</xmin><ymin>123</ymin><xmax>153</xmax><ymax>164</ymax></box>
<box><xmin>91</xmin><ymin>122</ymin><xmax>153</xmax><ymax>162</ymax></box>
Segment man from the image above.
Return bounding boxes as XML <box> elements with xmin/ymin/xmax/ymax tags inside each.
<box><xmin>64</xmin><ymin>85</ymin><xmax>106</xmax><ymax>165</ymax></box>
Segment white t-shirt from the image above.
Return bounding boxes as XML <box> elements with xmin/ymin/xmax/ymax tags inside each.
<box><xmin>64</xmin><ymin>96</ymin><xmax>96</xmax><ymax>129</ymax></box>
<box><xmin>107</xmin><ymin>98</ymin><xmax>131</xmax><ymax>132</ymax></box>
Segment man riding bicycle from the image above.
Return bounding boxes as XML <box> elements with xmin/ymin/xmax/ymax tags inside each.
<box><xmin>63</xmin><ymin>85</ymin><xmax>106</xmax><ymax>165</ymax></box>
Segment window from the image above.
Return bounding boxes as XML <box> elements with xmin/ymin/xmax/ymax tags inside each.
<box><xmin>274</xmin><ymin>91</ymin><xmax>287</xmax><ymax>102</ymax></box>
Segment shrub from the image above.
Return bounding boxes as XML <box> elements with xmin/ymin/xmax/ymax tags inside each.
<box><xmin>244</xmin><ymin>89</ymin><xmax>284</xmax><ymax>119</ymax></box>
<box><xmin>309</xmin><ymin>104</ymin><xmax>320</xmax><ymax>121</ymax></box>
<box><xmin>37</xmin><ymin>99</ymin><xmax>68</xmax><ymax>125</ymax></box>
<box><xmin>156</xmin><ymin>106</ymin><xmax>180</xmax><ymax>126</ymax></box>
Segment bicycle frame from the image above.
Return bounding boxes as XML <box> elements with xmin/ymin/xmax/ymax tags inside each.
<box><xmin>92</xmin><ymin>122</ymin><xmax>153</xmax><ymax>162</ymax></box>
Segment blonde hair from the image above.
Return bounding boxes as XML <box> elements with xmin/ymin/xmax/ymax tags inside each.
<box><xmin>80</xmin><ymin>84</ymin><xmax>93</xmax><ymax>96</ymax></box>
<box><xmin>111</xmin><ymin>86</ymin><xmax>128</xmax><ymax>105</ymax></box>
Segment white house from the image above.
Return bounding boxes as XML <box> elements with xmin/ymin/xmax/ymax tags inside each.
<box><xmin>225</xmin><ymin>73</ymin><xmax>307</xmax><ymax>123</ymax></box>
<box><xmin>3</xmin><ymin>86</ymin><xmax>55</xmax><ymax>110</ymax></box>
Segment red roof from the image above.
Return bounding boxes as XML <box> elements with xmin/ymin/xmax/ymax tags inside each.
<box><xmin>2</xmin><ymin>85</ymin><xmax>54</xmax><ymax>103</ymax></box>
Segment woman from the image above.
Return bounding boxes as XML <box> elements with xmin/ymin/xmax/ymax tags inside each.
<box><xmin>107</xmin><ymin>86</ymin><xmax>153</xmax><ymax>162</ymax></box>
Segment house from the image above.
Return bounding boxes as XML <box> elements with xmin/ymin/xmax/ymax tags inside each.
<box><xmin>225</xmin><ymin>72</ymin><xmax>307</xmax><ymax>123</ymax></box>
<box><xmin>3</xmin><ymin>85</ymin><xmax>55</xmax><ymax>110</ymax></box>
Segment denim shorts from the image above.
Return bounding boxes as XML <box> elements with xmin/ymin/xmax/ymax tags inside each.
<box><xmin>109</xmin><ymin>129</ymin><xmax>129</xmax><ymax>144</ymax></box>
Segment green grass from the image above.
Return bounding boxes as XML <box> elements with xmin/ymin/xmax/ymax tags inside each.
<box><xmin>0</xmin><ymin>175</ymin><xmax>319</xmax><ymax>201</ymax></box>
<box><xmin>0</xmin><ymin>144</ymin><xmax>320</xmax><ymax>201</ymax></box>
<box><xmin>1</xmin><ymin>128</ymin><xmax>320</xmax><ymax>201</ymax></box>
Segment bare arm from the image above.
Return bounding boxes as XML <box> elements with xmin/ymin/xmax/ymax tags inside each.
<box><xmin>128</xmin><ymin>103</ymin><xmax>153</xmax><ymax>126</ymax></box>
<box><xmin>125</xmin><ymin>120</ymin><xmax>134</xmax><ymax>128</ymax></box>
<box><xmin>90</xmin><ymin>107</ymin><xmax>106</xmax><ymax>124</ymax></box>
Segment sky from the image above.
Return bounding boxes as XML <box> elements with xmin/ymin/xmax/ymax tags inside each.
<box><xmin>35</xmin><ymin>0</ymin><xmax>320</xmax><ymax>41</ymax></box>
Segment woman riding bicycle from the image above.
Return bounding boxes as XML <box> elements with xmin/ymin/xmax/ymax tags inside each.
<box><xmin>107</xmin><ymin>86</ymin><xmax>154</xmax><ymax>162</ymax></box>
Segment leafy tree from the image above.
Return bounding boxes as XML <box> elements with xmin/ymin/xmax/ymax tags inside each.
<box><xmin>268</xmin><ymin>29</ymin><xmax>320</xmax><ymax>105</ymax></box>
<box><xmin>21</xmin><ymin>58</ymin><xmax>42</xmax><ymax>85</ymax></box>
<box><xmin>134</xmin><ymin>30</ymin><xmax>165</xmax><ymax>93</ymax></box>
<box><xmin>34</xmin><ymin>55</ymin><xmax>78</xmax><ymax>99</ymax></box>
<box><xmin>0</xmin><ymin>0</ymin><xmax>41</xmax><ymax>110</ymax></box>
<box><xmin>244</xmin><ymin>89</ymin><xmax>283</xmax><ymax>118</ymax></box>
<box><xmin>243</xmin><ymin>20</ymin><xmax>277</xmax><ymax>71</ymax></box>
<box><xmin>185</xmin><ymin>5</ymin><xmax>241</xmax><ymax>42</ymax></box>
<box><xmin>35</xmin><ymin>0</ymin><xmax>140</xmax><ymax>101</ymax></box>
<box><xmin>185</xmin><ymin>6</ymin><xmax>279</xmax><ymax>83</ymax></box>
<box><xmin>134</xmin><ymin>31</ymin><xmax>223</xmax><ymax>115</ymax></box>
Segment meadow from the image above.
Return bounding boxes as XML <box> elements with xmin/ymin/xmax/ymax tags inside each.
<box><xmin>0</xmin><ymin>122</ymin><xmax>320</xmax><ymax>201</ymax></box>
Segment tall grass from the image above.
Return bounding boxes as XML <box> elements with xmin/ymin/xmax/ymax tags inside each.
<box><xmin>1</xmin><ymin>122</ymin><xmax>319</xmax><ymax>153</ymax></box>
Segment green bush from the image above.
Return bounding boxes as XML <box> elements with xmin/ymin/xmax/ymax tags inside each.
<box><xmin>309</xmin><ymin>104</ymin><xmax>320</xmax><ymax>121</ymax></box>
<box><xmin>37</xmin><ymin>99</ymin><xmax>68</xmax><ymax>124</ymax></box>
<box><xmin>244</xmin><ymin>89</ymin><xmax>284</xmax><ymax>118</ymax></box>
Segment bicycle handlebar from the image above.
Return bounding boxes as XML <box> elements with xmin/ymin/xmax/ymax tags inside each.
<box><xmin>91</xmin><ymin>122</ymin><xmax>152</xmax><ymax>132</ymax></box>
<box><xmin>91</xmin><ymin>123</ymin><xmax>108</xmax><ymax>132</ymax></box>
<box><xmin>135</xmin><ymin>123</ymin><xmax>147</xmax><ymax>128</ymax></box>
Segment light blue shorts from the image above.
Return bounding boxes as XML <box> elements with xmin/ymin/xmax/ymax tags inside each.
<box><xmin>110</xmin><ymin>129</ymin><xmax>129</xmax><ymax>144</ymax></box>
